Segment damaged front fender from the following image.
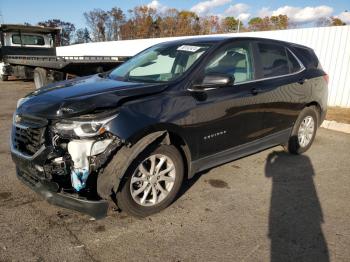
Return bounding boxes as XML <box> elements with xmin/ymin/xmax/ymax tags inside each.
<box><xmin>97</xmin><ymin>131</ymin><xmax>169</xmax><ymax>199</ymax></box>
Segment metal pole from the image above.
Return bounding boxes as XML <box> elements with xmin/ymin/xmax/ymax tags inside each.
<box><xmin>237</xmin><ymin>18</ymin><xmax>240</xmax><ymax>33</ymax></box>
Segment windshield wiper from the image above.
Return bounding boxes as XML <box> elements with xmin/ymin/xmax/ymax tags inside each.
<box><xmin>127</xmin><ymin>76</ymin><xmax>162</xmax><ymax>83</ymax></box>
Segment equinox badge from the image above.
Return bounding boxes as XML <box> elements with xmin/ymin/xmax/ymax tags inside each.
<box><xmin>203</xmin><ymin>130</ymin><xmax>227</xmax><ymax>140</ymax></box>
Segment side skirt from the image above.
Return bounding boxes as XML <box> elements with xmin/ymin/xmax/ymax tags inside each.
<box><xmin>190</xmin><ymin>128</ymin><xmax>292</xmax><ymax>177</ymax></box>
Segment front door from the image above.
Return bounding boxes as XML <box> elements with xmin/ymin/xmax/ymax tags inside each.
<box><xmin>188</xmin><ymin>41</ymin><xmax>267</xmax><ymax>160</ymax></box>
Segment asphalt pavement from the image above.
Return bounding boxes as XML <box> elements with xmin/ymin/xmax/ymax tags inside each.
<box><xmin>0</xmin><ymin>80</ymin><xmax>349</xmax><ymax>262</ymax></box>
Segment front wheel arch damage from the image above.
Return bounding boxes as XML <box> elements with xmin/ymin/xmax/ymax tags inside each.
<box><xmin>96</xmin><ymin>131</ymin><xmax>172</xmax><ymax>200</ymax></box>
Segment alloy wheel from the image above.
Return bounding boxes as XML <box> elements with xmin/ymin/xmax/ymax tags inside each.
<box><xmin>298</xmin><ymin>116</ymin><xmax>315</xmax><ymax>148</ymax></box>
<box><xmin>130</xmin><ymin>154</ymin><xmax>176</xmax><ymax>206</ymax></box>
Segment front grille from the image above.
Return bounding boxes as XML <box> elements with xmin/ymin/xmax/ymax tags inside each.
<box><xmin>12</xmin><ymin>116</ymin><xmax>47</xmax><ymax>156</ymax></box>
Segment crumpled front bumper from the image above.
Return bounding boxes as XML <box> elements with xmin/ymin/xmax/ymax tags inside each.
<box><xmin>11</xmin><ymin>145</ymin><xmax>109</xmax><ymax>219</ymax></box>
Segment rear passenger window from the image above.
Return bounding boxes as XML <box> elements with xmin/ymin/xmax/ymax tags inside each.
<box><xmin>258</xmin><ymin>43</ymin><xmax>290</xmax><ymax>77</ymax></box>
<box><xmin>205</xmin><ymin>43</ymin><xmax>254</xmax><ymax>84</ymax></box>
<box><xmin>287</xmin><ymin>50</ymin><xmax>301</xmax><ymax>73</ymax></box>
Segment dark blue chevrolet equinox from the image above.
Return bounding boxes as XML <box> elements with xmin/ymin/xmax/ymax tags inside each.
<box><xmin>11</xmin><ymin>37</ymin><xmax>328</xmax><ymax>218</ymax></box>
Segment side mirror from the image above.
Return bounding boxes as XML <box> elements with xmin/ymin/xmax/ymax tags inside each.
<box><xmin>191</xmin><ymin>74</ymin><xmax>234</xmax><ymax>91</ymax></box>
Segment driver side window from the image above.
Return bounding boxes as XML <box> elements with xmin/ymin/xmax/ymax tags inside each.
<box><xmin>205</xmin><ymin>43</ymin><xmax>254</xmax><ymax>84</ymax></box>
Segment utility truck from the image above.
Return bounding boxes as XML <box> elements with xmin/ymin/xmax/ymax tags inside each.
<box><xmin>0</xmin><ymin>24</ymin><xmax>129</xmax><ymax>89</ymax></box>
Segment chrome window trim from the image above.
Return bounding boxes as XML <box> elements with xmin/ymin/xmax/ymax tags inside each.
<box><xmin>233</xmin><ymin>48</ymin><xmax>305</xmax><ymax>86</ymax></box>
<box><xmin>187</xmin><ymin>47</ymin><xmax>306</xmax><ymax>91</ymax></box>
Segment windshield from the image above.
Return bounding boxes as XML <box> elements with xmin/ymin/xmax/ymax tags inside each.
<box><xmin>109</xmin><ymin>43</ymin><xmax>211</xmax><ymax>83</ymax></box>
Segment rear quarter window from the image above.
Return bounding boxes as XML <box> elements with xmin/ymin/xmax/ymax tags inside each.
<box><xmin>257</xmin><ymin>42</ymin><xmax>304</xmax><ymax>78</ymax></box>
<box><xmin>258</xmin><ymin>43</ymin><xmax>290</xmax><ymax>77</ymax></box>
<box><xmin>286</xmin><ymin>49</ymin><xmax>302</xmax><ymax>73</ymax></box>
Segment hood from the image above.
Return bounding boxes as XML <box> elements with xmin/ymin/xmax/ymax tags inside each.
<box><xmin>17</xmin><ymin>74</ymin><xmax>168</xmax><ymax>119</ymax></box>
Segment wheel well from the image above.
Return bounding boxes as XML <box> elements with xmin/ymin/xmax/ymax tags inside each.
<box><xmin>167</xmin><ymin>132</ymin><xmax>191</xmax><ymax>180</ymax></box>
<box><xmin>305</xmin><ymin>101</ymin><xmax>321</xmax><ymax>125</ymax></box>
<box><xmin>129</xmin><ymin>130</ymin><xmax>191</xmax><ymax>180</ymax></box>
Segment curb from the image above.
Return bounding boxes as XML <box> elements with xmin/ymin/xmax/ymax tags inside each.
<box><xmin>321</xmin><ymin>120</ymin><xmax>350</xmax><ymax>134</ymax></box>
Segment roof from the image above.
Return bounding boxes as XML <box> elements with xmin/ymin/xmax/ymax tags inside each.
<box><xmin>159</xmin><ymin>35</ymin><xmax>311</xmax><ymax>50</ymax></box>
<box><xmin>160</xmin><ymin>36</ymin><xmax>229</xmax><ymax>45</ymax></box>
<box><xmin>0</xmin><ymin>24</ymin><xmax>60</xmax><ymax>34</ymax></box>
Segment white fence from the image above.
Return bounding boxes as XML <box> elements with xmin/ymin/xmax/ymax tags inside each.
<box><xmin>57</xmin><ymin>25</ymin><xmax>350</xmax><ymax>108</ymax></box>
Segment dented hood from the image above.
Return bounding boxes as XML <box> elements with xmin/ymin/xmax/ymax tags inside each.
<box><xmin>17</xmin><ymin>74</ymin><xmax>168</xmax><ymax>119</ymax></box>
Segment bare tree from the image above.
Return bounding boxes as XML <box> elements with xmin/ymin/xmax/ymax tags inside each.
<box><xmin>38</xmin><ymin>19</ymin><xmax>75</xmax><ymax>45</ymax></box>
<box><xmin>158</xmin><ymin>8</ymin><xmax>179</xmax><ymax>37</ymax></box>
<box><xmin>108</xmin><ymin>7</ymin><xmax>125</xmax><ymax>40</ymax></box>
<box><xmin>330</xmin><ymin>17</ymin><xmax>346</xmax><ymax>26</ymax></box>
<box><xmin>84</xmin><ymin>9</ymin><xmax>110</xmax><ymax>41</ymax></box>
<box><xmin>316</xmin><ymin>17</ymin><xmax>331</xmax><ymax>27</ymax></box>
<box><xmin>74</xmin><ymin>27</ymin><xmax>91</xmax><ymax>44</ymax></box>
<box><xmin>81</xmin><ymin>4</ymin><xmax>346</xmax><ymax>40</ymax></box>
<box><xmin>221</xmin><ymin>17</ymin><xmax>242</xmax><ymax>33</ymax></box>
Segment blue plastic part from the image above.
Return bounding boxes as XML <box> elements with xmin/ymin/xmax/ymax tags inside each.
<box><xmin>71</xmin><ymin>169</ymin><xmax>90</xmax><ymax>191</ymax></box>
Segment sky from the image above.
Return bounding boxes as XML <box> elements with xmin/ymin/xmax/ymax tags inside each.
<box><xmin>0</xmin><ymin>0</ymin><xmax>349</xmax><ymax>29</ymax></box>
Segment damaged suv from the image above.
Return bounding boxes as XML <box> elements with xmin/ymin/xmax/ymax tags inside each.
<box><xmin>11</xmin><ymin>37</ymin><xmax>328</xmax><ymax>218</ymax></box>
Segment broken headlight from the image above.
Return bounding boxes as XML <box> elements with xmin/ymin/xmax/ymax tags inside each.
<box><xmin>54</xmin><ymin>115</ymin><xmax>117</xmax><ymax>138</ymax></box>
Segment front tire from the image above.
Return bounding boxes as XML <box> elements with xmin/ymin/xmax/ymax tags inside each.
<box><xmin>116</xmin><ymin>145</ymin><xmax>184</xmax><ymax>217</ymax></box>
<box><xmin>287</xmin><ymin>106</ymin><xmax>318</xmax><ymax>154</ymax></box>
<box><xmin>33</xmin><ymin>67</ymin><xmax>48</xmax><ymax>89</ymax></box>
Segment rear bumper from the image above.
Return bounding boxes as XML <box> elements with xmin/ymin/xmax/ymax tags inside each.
<box><xmin>11</xmin><ymin>148</ymin><xmax>109</xmax><ymax>219</ymax></box>
<box><xmin>319</xmin><ymin>108</ymin><xmax>327</xmax><ymax>127</ymax></box>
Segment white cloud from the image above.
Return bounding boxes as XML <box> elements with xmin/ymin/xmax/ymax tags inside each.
<box><xmin>147</xmin><ymin>1</ymin><xmax>344</xmax><ymax>26</ymax></box>
<box><xmin>257</xmin><ymin>7</ymin><xmax>272</xmax><ymax>18</ymax></box>
<box><xmin>224</xmin><ymin>3</ymin><xmax>250</xmax><ymax>21</ymax></box>
<box><xmin>237</xmin><ymin>13</ymin><xmax>251</xmax><ymax>21</ymax></box>
<box><xmin>190</xmin><ymin>0</ymin><xmax>232</xmax><ymax>16</ymax></box>
<box><xmin>224</xmin><ymin>3</ymin><xmax>249</xmax><ymax>15</ymax></box>
<box><xmin>337</xmin><ymin>11</ymin><xmax>350</xmax><ymax>24</ymax></box>
<box><xmin>147</xmin><ymin>0</ymin><xmax>168</xmax><ymax>13</ymax></box>
<box><xmin>259</xmin><ymin>5</ymin><xmax>334</xmax><ymax>24</ymax></box>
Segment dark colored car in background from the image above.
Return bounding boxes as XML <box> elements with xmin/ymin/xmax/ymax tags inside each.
<box><xmin>10</xmin><ymin>37</ymin><xmax>328</xmax><ymax>218</ymax></box>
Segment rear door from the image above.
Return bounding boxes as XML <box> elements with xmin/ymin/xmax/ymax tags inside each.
<box><xmin>253</xmin><ymin>41</ymin><xmax>306</xmax><ymax>136</ymax></box>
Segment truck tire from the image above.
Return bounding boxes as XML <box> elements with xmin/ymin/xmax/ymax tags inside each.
<box><xmin>34</xmin><ymin>67</ymin><xmax>48</xmax><ymax>89</ymax></box>
<box><xmin>1</xmin><ymin>75</ymin><xmax>8</xmax><ymax>81</ymax></box>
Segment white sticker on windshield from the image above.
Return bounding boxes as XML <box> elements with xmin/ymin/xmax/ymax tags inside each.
<box><xmin>177</xmin><ymin>45</ymin><xmax>201</xmax><ymax>52</ymax></box>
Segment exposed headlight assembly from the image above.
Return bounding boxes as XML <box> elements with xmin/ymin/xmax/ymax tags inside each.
<box><xmin>54</xmin><ymin>115</ymin><xmax>117</xmax><ymax>138</ymax></box>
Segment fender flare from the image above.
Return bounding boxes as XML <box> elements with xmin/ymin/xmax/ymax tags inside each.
<box><xmin>97</xmin><ymin>131</ymin><xmax>170</xmax><ymax>199</ymax></box>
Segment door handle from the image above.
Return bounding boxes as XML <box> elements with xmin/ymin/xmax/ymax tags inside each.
<box><xmin>298</xmin><ymin>78</ymin><xmax>307</xmax><ymax>85</ymax></box>
<box><xmin>251</xmin><ymin>88</ymin><xmax>262</xmax><ymax>95</ymax></box>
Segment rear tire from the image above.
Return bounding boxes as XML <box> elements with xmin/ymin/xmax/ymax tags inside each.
<box><xmin>33</xmin><ymin>67</ymin><xmax>48</xmax><ymax>89</ymax></box>
<box><xmin>116</xmin><ymin>144</ymin><xmax>184</xmax><ymax>217</ymax></box>
<box><xmin>286</xmin><ymin>106</ymin><xmax>318</xmax><ymax>154</ymax></box>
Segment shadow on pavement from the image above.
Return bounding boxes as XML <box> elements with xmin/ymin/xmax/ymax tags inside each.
<box><xmin>265</xmin><ymin>151</ymin><xmax>329</xmax><ymax>262</ymax></box>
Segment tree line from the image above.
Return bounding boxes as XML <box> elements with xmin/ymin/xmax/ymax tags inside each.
<box><xmin>35</xmin><ymin>5</ymin><xmax>347</xmax><ymax>45</ymax></box>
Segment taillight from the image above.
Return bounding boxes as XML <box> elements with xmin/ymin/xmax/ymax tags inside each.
<box><xmin>323</xmin><ymin>74</ymin><xmax>329</xmax><ymax>84</ymax></box>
